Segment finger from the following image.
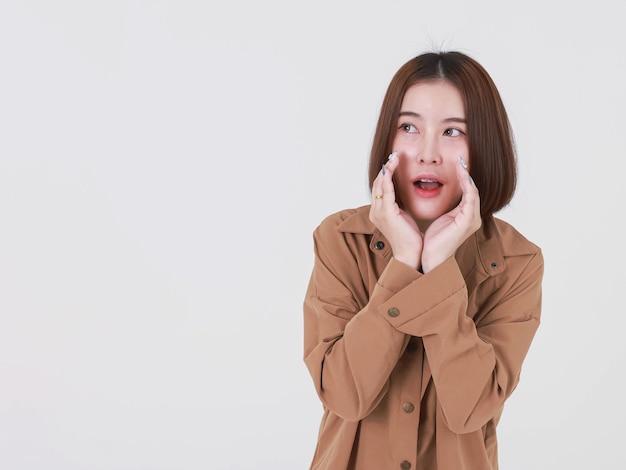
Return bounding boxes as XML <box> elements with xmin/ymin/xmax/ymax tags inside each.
<box><xmin>372</xmin><ymin>151</ymin><xmax>399</xmax><ymax>201</ymax></box>
<box><xmin>383</xmin><ymin>151</ymin><xmax>400</xmax><ymax>176</ymax></box>
<box><xmin>371</xmin><ymin>165</ymin><xmax>385</xmax><ymax>201</ymax></box>
<box><xmin>455</xmin><ymin>157</ymin><xmax>481</xmax><ymax>232</ymax></box>
<box><xmin>456</xmin><ymin>155</ymin><xmax>479</xmax><ymax>204</ymax></box>
<box><xmin>380</xmin><ymin>152</ymin><xmax>399</xmax><ymax>205</ymax></box>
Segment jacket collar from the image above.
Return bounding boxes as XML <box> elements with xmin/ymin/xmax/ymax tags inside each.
<box><xmin>336</xmin><ymin>205</ymin><xmax>533</xmax><ymax>279</ymax></box>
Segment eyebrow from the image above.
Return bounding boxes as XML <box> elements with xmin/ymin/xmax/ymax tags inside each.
<box><xmin>398</xmin><ymin>111</ymin><xmax>466</xmax><ymax>124</ymax></box>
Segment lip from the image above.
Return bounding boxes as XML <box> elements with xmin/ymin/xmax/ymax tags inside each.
<box><xmin>412</xmin><ymin>173</ymin><xmax>444</xmax><ymax>199</ymax></box>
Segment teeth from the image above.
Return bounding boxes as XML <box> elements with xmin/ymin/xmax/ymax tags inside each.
<box><xmin>418</xmin><ymin>179</ymin><xmax>437</xmax><ymax>183</ymax></box>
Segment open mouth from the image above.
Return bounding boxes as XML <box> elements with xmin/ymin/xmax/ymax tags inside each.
<box><xmin>413</xmin><ymin>178</ymin><xmax>442</xmax><ymax>191</ymax></box>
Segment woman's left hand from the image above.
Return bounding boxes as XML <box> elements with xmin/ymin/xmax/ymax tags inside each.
<box><xmin>421</xmin><ymin>158</ymin><xmax>482</xmax><ymax>273</ymax></box>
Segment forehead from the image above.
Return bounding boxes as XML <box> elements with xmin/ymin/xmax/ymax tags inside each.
<box><xmin>400</xmin><ymin>80</ymin><xmax>465</xmax><ymax>116</ymax></box>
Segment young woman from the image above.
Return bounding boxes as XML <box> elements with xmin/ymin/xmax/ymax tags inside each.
<box><xmin>303</xmin><ymin>51</ymin><xmax>543</xmax><ymax>470</ymax></box>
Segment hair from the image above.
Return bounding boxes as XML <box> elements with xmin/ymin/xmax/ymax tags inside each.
<box><xmin>368</xmin><ymin>51</ymin><xmax>517</xmax><ymax>236</ymax></box>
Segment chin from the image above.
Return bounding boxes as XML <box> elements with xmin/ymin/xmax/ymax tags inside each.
<box><xmin>407</xmin><ymin>205</ymin><xmax>447</xmax><ymax>223</ymax></box>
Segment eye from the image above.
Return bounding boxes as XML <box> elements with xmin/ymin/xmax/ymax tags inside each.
<box><xmin>400</xmin><ymin>123</ymin><xmax>417</xmax><ymax>133</ymax></box>
<box><xmin>444</xmin><ymin>128</ymin><xmax>464</xmax><ymax>137</ymax></box>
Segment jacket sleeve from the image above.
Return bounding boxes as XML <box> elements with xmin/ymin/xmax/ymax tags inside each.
<box><xmin>381</xmin><ymin>251</ymin><xmax>543</xmax><ymax>434</ymax></box>
<box><xmin>303</xmin><ymin>222</ymin><xmax>422</xmax><ymax>422</ymax></box>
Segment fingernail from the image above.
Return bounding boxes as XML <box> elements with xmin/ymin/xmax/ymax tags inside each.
<box><xmin>459</xmin><ymin>155</ymin><xmax>468</xmax><ymax>169</ymax></box>
<box><xmin>382</xmin><ymin>163</ymin><xmax>386</xmax><ymax>176</ymax></box>
<box><xmin>388</xmin><ymin>151</ymin><xmax>397</xmax><ymax>161</ymax></box>
<box><xmin>469</xmin><ymin>175</ymin><xmax>474</xmax><ymax>185</ymax></box>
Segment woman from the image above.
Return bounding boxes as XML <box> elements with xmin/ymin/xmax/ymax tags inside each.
<box><xmin>303</xmin><ymin>51</ymin><xmax>543</xmax><ymax>470</ymax></box>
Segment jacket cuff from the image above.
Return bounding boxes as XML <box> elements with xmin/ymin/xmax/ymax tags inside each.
<box><xmin>376</xmin><ymin>257</ymin><xmax>422</xmax><ymax>294</ymax></box>
<box><xmin>378</xmin><ymin>256</ymin><xmax>466</xmax><ymax>327</ymax></box>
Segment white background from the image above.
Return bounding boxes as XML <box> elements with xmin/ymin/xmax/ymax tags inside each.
<box><xmin>0</xmin><ymin>1</ymin><xmax>624</xmax><ymax>469</ymax></box>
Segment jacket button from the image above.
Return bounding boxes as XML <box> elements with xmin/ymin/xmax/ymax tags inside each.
<box><xmin>387</xmin><ymin>307</ymin><xmax>400</xmax><ymax>318</ymax></box>
<box><xmin>402</xmin><ymin>402</ymin><xmax>415</xmax><ymax>413</ymax></box>
<box><xmin>400</xmin><ymin>461</ymin><xmax>412</xmax><ymax>470</ymax></box>
<box><xmin>374</xmin><ymin>241</ymin><xmax>385</xmax><ymax>250</ymax></box>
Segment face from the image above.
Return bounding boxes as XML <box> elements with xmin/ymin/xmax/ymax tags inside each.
<box><xmin>392</xmin><ymin>80</ymin><xmax>469</xmax><ymax>230</ymax></box>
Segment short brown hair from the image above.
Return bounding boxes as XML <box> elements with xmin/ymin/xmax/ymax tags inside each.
<box><xmin>368</xmin><ymin>51</ymin><xmax>517</xmax><ymax>235</ymax></box>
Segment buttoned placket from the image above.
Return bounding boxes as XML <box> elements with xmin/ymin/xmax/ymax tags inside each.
<box><xmin>384</xmin><ymin>309</ymin><xmax>424</xmax><ymax>469</ymax></box>
<box><xmin>369</xmin><ymin>231</ymin><xmax>426</xmax><ymax>469</ymax></box>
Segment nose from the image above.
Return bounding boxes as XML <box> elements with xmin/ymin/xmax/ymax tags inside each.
<box><xmin>417</xmin><ymin>135</ymin><xmax>442</xmax><ymax>165</ymax></box>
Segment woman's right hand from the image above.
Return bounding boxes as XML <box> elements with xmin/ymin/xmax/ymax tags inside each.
<box><xmin>369</xmin><ymin>152</ymin><xmax>423</xmax><ymax>270</ymax></box>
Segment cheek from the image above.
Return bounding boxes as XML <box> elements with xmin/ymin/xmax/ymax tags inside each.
<box><xmin>451</xmin><ymin>180</ymin><xmax>464</xmax><ymax>203</ymax></box>
<box><xmin>455</xmin><ymin>143</ymin><xmax>471</xmax><ymax>163</ymax></box>
<box><xmin>393</xmin><ymin>137</ymin><xmax>418</xmax><ymax>159</ymax></box>
<box><xmin>393</xmin><ymin>158</ymin><xmax>411</xmax><ymax>187</ymax></box>
<box><xmin>391</xmin><ymin>160</ymin><xmax>413</xmax><ymax>205</ymax></box>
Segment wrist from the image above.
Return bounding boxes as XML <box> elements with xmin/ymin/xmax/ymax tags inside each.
<box><xmin>392</xmin><ymin>252</ymin><xmax>421</xmax><ymax>271</ymax></box>
<box><xmin>421</xmin><ymin>252</ymin><xmax>453</xmax><ymax>273</ymax></box>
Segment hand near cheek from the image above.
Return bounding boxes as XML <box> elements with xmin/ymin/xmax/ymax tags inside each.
<box><xmin>369</xmin><ymin>152</ymin><xmax>423</xmax><ymax>270</ymax></box>
<box><xmin>421</xmin><ymin>157</ymin><xmax>482</xmax><ymax>273</ymax></box>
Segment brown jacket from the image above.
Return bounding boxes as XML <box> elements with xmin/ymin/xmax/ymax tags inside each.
<box><xmin>303</xmin><ymin>205</ymin><xmax>543</xmax><ymax>470</ymax></box>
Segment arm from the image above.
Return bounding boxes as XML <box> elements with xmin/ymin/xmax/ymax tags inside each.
<box><xmin>384</xmin><ymin>250</ymin><xmax>543</xmax><ymax>433</ymax></box>
<box><xmin>303</xmin><ymin>223</ymin><xmax>421</xmax><ymax>422</ymax></box>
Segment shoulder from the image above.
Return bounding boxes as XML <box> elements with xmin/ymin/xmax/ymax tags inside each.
<box><xmin>491</xmin><ymin>218</ymin><xmax>544</xmax><ymax>284</ymax></box>
<box><xmin>311</xmin><ymin>205</ymin><xmax>378</xmax><ymax>268</ymax></box>
<box><xmin>315</xmin><ymin>205</ymin><xmax>374</xmax><ymax>238</ymax></box>
<box><xmin>493</xmin><ymin>218</ymin><xmax>542</xmax><ymax>258</ymax></box>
